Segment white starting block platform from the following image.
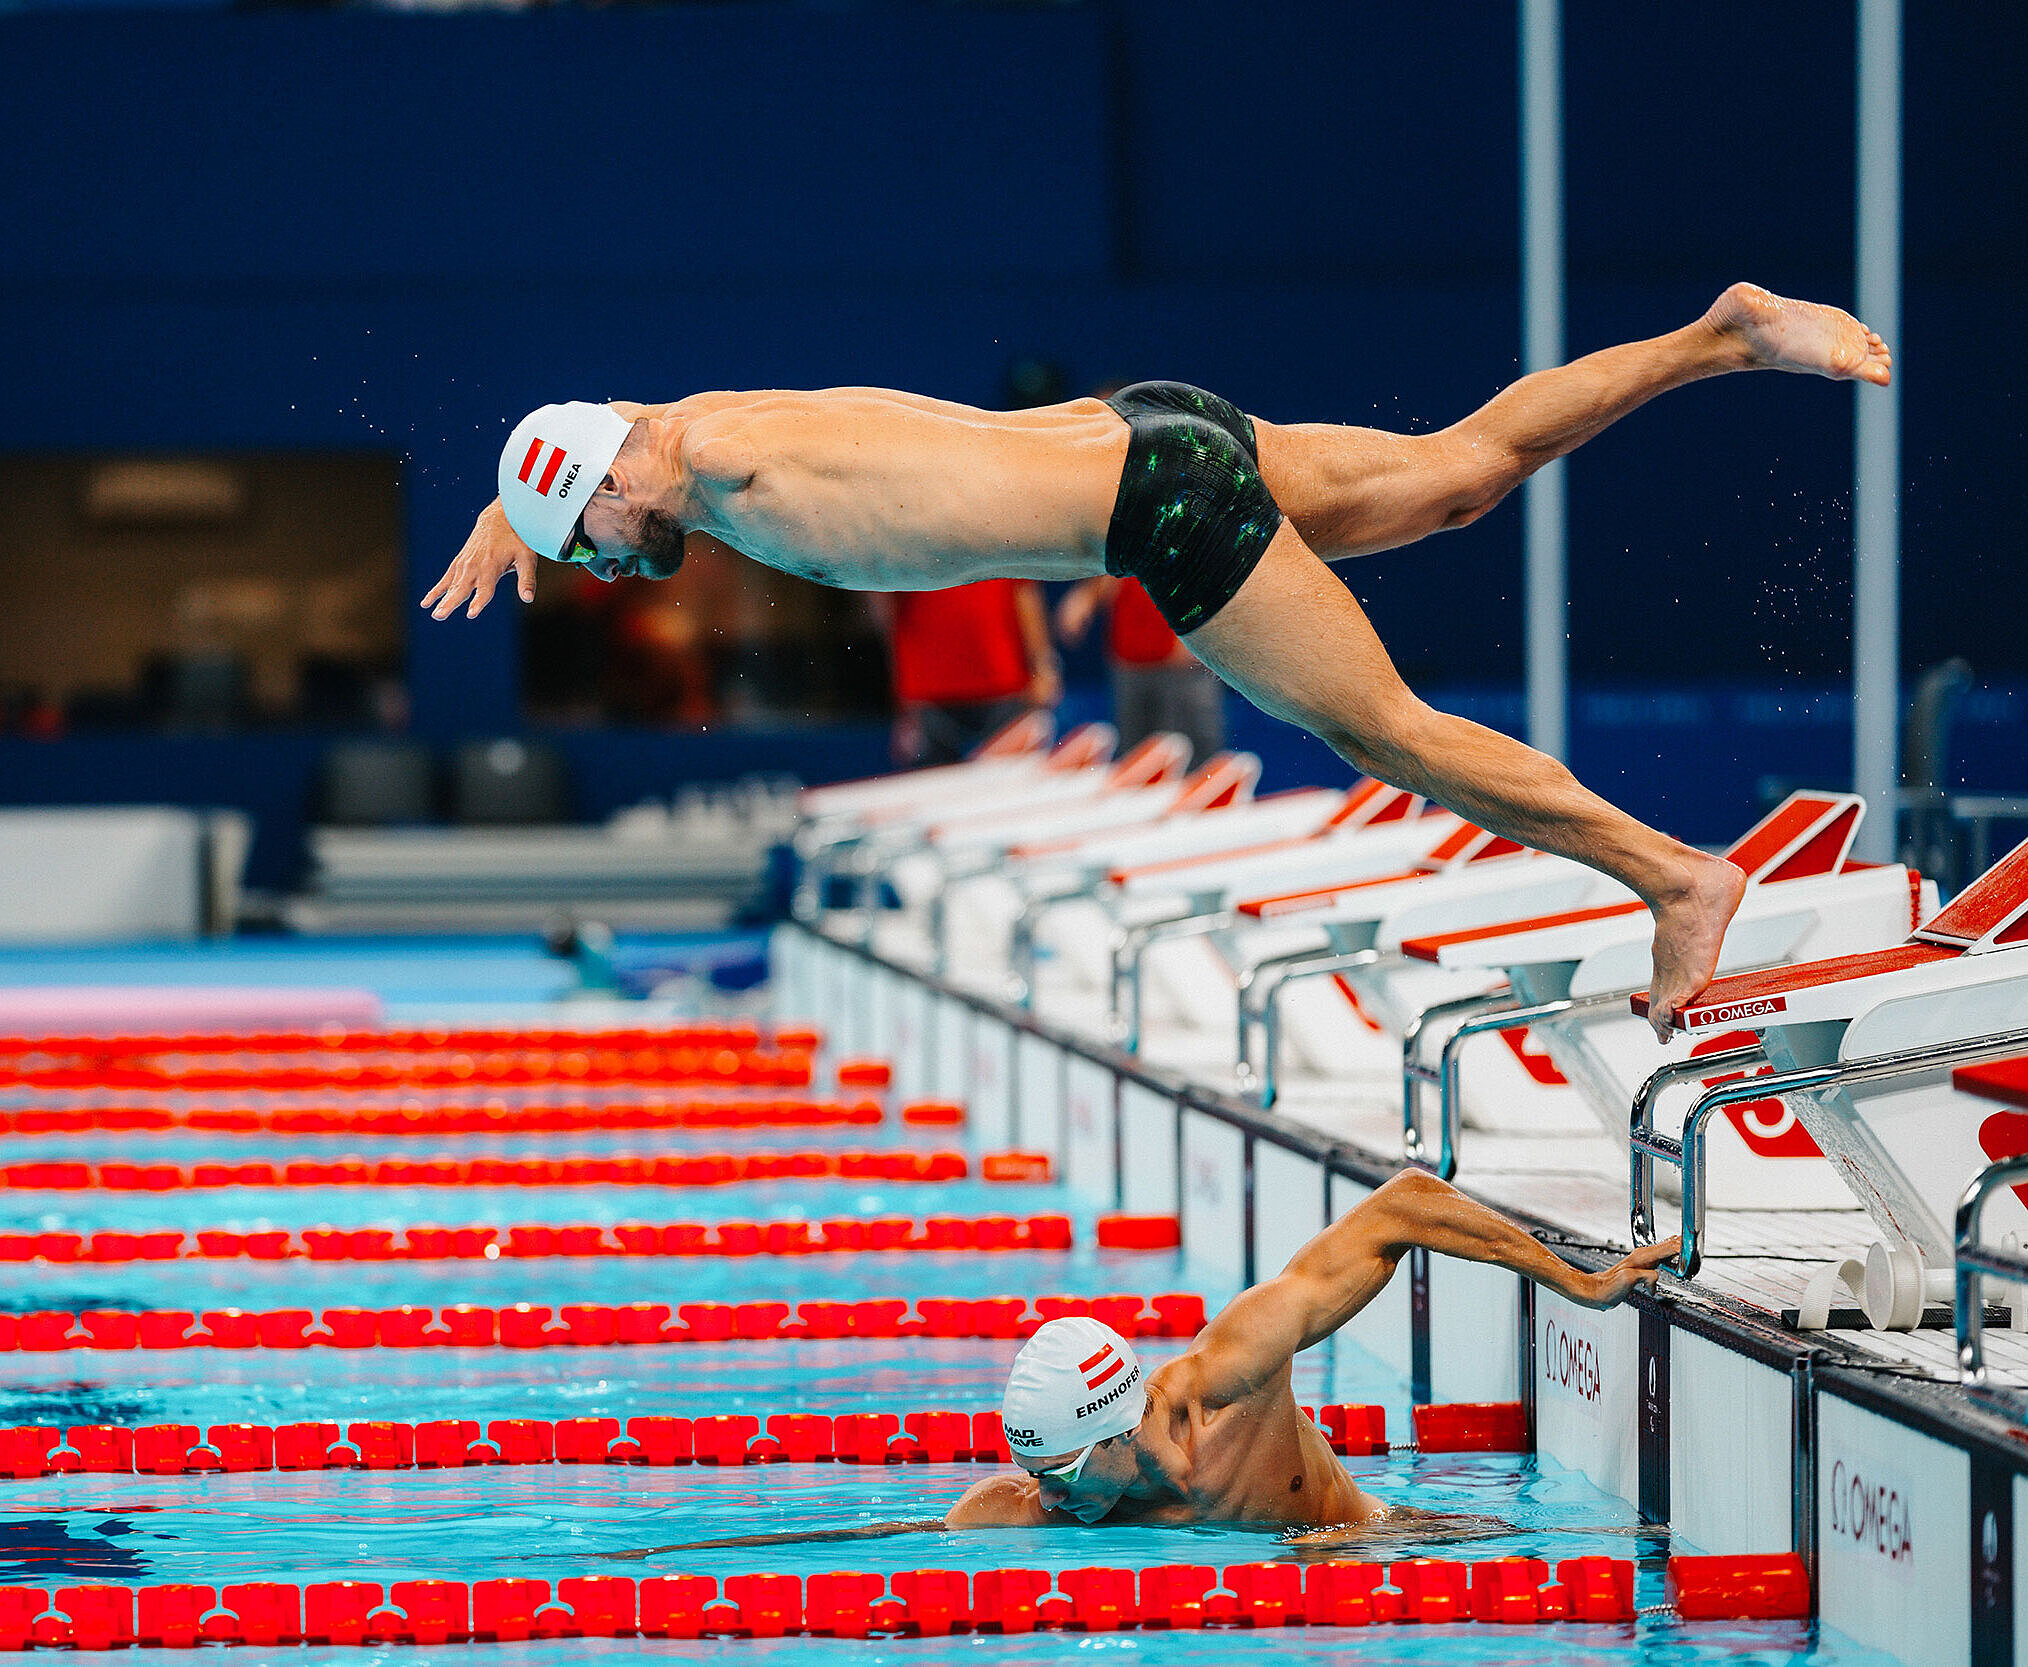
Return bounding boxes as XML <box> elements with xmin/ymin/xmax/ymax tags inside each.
<box><xmin>780</xmin><ymin>724</ymin><xmax>2028</xmax><ymax>1666</ymax></box>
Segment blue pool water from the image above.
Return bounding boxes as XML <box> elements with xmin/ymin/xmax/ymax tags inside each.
<box><xmin>0</xmin><ymin>937</ymin><xmax>1901</xmax><ymax>1664</ymax></box>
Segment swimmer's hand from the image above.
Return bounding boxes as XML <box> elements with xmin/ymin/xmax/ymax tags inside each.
<box><xmin>1564</xmin><ymin>1237</ymin><xmax>1680</xmax><ymax>1309</ymax></box>
<box><xmin>423</xmin><ymin>498</ymin><xmax>538</xmax><ymax>621</ymax></box>
<box><xmin>603</xmin><ymin>1519</ymin><xmax>949</xmax><ymax>1560</ymax></box>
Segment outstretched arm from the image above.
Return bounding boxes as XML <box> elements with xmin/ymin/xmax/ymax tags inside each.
<box><xmin>1184</xmin><ymin>1169</ymin><xmax>1675</xmax><ymax>1406</ymax></box>
<box><xmin>424</xmin><ymin>393</ymin><xmax>756</xmax><ymax>621</ymax></box>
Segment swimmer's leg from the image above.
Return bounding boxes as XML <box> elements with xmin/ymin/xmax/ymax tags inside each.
<box><xmin>1253</xmin><ymin>282</ymin><xmax>1891</xmax><ymax>563</ymax></box>
<box><xmin>1184</xmin><ymin>521</ymin><xmax>1743</xmax><ymax>1034</ymax></box>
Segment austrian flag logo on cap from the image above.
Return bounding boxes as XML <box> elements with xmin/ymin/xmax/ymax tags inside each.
<box><xmin>1082</xmin><ymin>1344</ymin><xmax>1124</xmax><ymax>1390</ymax></box>
<box><xmin>498</xmin><ymin>402</ymin><xmax>633</xmax><ymax>562</ymax></box>
<box><xmin>518</xmin><ymin>439</ymin><xmax>568</xmax><ymax>496</ymax></box>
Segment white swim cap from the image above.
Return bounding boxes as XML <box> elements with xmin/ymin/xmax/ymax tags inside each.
<box><xmin>498</xmin><ymin>401</ymin><xmax>633</xmax><ymax>561</ymax></box>
<box><xmin>1001</xmin><ymin>1317</ymin><xmax>1146</xmax><ymax>1460</ymax></box>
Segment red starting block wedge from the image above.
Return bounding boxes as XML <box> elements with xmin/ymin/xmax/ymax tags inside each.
<box><xmin>1412</xmin><ymin>1401</ymin><xmax>1528</xmax><ymax>1453</ymax></box>
<box><xmin>1666</xmin><ymin>1553</ymin><xmax>1810</xmax><ymax>1620</ymax></box>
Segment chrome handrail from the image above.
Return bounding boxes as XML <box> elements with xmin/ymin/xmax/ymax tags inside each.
<box><xmin>1955</xmin><ymin>1155</ymin><xmax>2028</xmax><ymax>1387</ymax></box>
<box><xmin>1413</xmin><ymin>989</ymin><xmax>1634</xmax><ymax>1179</ymax></box>
<box><xmin>1109</xmin><ymin>907</ymin><xmax>1236</xmax><ymax>1052</ymax></box>
<box><xmin>1631</xmin><ymin>1024</ymin><xmax>2028</xmax><ymax>1278</ymax></box>
<box><xmin>1400</xmin><ymin>989</ymin><xmax>1518</xmax><ymax>1171</ymax></box>
<box><xmin>1238</xmin><ymin>947</ymin><xmax>1387</xmax><ymax>1109</ymax></box>
<box><xmin>1006</xmin><ymin>872</ymin><xmax>1104</xmax><ymax>1010</ymax></box>
<box><xmin>1626</xmin><ymin>1046</ymin><xmax>1767</xmax><ymax>1257</ymax></box>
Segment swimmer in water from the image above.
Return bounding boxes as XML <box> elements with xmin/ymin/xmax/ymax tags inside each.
<box><xmin>426</xmin><ymin>283</ymin><xmax>1890</xmax><ymax>1034</ymax></box>
<box><xmin>611</xmin><ymin>1170</ymin><xmax>1676</xmax><ymax>1556</ymax></box>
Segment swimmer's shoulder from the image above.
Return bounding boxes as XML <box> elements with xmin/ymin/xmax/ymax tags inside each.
<box><xmin>678</xmin><ymin>401</ymin><xmax>767</xmax><ymax>497</ymax></box>
<box><xmin>946</xmin><ymin>1470</ymin><xmax>1054</xmax><ymax>1530</ymax></box>
<box><xmin>678</xmin><ymin>392</ymin><xmax>835</xmax><ymax>495</ymax></box>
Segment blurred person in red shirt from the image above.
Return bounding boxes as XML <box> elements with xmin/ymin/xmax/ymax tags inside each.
<box><xmin>1056</xmin><ymin>573</ymin><xmax>1224</xmax><ymax>766</ymax></box>
<box><xmin>874</xmin><ymin>578</ymin><xmax>1061</xmax><ymax>766</ymax></box>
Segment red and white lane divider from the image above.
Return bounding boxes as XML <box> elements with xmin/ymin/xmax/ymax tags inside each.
<box><xmin>0</xmin><ymin>1401</ymin><xmax>1550</xmax><ymax>1481</ymax></box>
<box><xmin>0</xmin><ymin>1555</ymin><xmax>1817</xmax><ymax>1648</ymax></box>
<box><xmin>0</xmin><ymin>1292</ymin><xmax>1210</xmax><ymax>1354</ymax></box>
<box><xmin>0</xmin><ymin>1048</ymin><xmax>820</xmax><ymax>1094</ymax></box>
<box><xmin>0</xmin><ymin>1024</ymin><xmax>819</xmax><ymax>1060</ymax></box>
<box><xmin>1</xmin><ymin>1098</ymin><xmax>901</xmax><ymax>1136</ymax></box>
<box><xmin>0</xmin><ymin>1148</ymin><xmax>974</xmax><ymax>1192</ymax></box>
<box><xmin>0</xmin><ymin>1405</ymin><xmax>1389</xmax><ymax>1480</ymax></box>
<box><xmin>2</xmin><ymin>1214</ymin><xmax>1080</xmax><ymax>1265</ymax></box>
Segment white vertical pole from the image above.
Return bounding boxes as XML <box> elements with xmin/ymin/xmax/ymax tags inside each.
<box><xmin>1853</xmin><ymin>0</ymin><xmax>1902</xmax><ymax>861</ymax></box>
<box><xmin>1521</xmin><ymin>0</ymin><xmax>1567</xmax><ymax>760</ymax></box>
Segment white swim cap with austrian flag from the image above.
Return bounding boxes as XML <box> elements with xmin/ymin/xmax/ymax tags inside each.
<box><xmin>498</xmin><ymin>401</ymin><xmax>633</xmax><ymax>561</ymax></box>
<box><xmin>1001</xmin><ymin>1317</ymin><xmax>1146</xmax><ymax>1460</ymax></box>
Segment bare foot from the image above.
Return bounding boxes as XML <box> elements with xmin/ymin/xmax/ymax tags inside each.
<box><xmin>1705</xmin><ymin>281</ymin><xmax>1893</xmax><ymax>386</ymax></box>
<box><xmin>1644</xmin><ymin>855</ymin><xmax>1747</xmax><ymax>1042</ymax></box>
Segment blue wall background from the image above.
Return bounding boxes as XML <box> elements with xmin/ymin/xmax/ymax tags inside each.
<box><xmin>0</xmin><ymin>0</ymin><xmax>2020</xmax><ymax>888</ymax></box>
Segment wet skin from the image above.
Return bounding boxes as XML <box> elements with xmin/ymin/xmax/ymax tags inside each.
<box><xmin>425</xmin><ymin>284</ymin><xmax>1890</xmax><ymax>1033</ymax></box>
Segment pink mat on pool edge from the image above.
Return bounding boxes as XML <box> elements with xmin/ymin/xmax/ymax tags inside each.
<box><xmin>0</xmin><ymin>986</ymin><xmax>384</xmax><ymax>1036</ymax></box>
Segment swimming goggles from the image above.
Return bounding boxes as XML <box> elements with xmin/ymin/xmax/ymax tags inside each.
<box><xmin>557</xmin><ymin>510</ymin><xmax>599</xmax><ymax>566</ymax></box>
<box><xmin>1029</xmin><ymin>1440</ymin><xmax>1099</xmax><ymax>1485</ymax></box>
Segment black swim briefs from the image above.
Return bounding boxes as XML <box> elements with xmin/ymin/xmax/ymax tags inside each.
<box><xmin>1101</xmin><ymin>381</ymin><xmax>1285</xmax><ymax>637</ymax></box>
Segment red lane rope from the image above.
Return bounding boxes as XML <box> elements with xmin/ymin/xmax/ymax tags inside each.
<box><xmin>0</xmin><ymin>1052</ymin><xmax>816</xmax><ymax>1092</ymax></box>
<box><xmin>2</xmin><ymin>1213</ymin><xmax>1078</xmax><ymax>1265</ymax></box>
<box><xmin>0</xmin><ymin>1024</ymin><xmax>819</xmax><ymax>1059</ymax></box>
<box><xmin>0</xmin><ymin>1148</ymin><xmax>970</xmax><ymax>1192</ymax></box>
<box><xmin>0</xmin><ymin>1405</ymin><xmax>1388</xmax><ymax>1480</ymax></box>
<box><xmin>0</xmin><ymin>1556</ymin><xmax>1685</xmax><ymax>1646</ymax></box>
<box><xmin>0</xmin><ymin>1292</ymin><xmax>1209</xmax><ymax>1353</ymax></box>
<box><xmin>1</xmin><ymin>1099</ymin><xmax>892</xmax><ymax>1135</ymax></box>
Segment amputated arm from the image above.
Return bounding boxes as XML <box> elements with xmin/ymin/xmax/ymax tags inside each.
<box><xmin>604</xmin><ymin>1518</ymin><xmax>951</xmax><ymax>1561</ymax></box>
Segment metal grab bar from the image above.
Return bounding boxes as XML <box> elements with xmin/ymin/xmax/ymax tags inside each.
<box><xmin>1109</xmin><ymin>908</ymin><xmax>1236</xmax><ymax>1052</ymax></box>
<box><xmin>1626</xmin><ymin>1046</ymin><xmax>1767</xmax><ymax>1260</ymax></box>
<box><xmin>1401</xmin><ymin>989</ymin><xmax>1518</xmax><ymax>1173</ymax></box>
<box><xmin>1006</xmin><ymin>873</ymin><xmax>1104</xmax><ymax>1010</ymax></box>
<box><xmin>1235</xmin><ymin>947</ymin><xmax>1387</xmax><ymax>1109</ymax></box>
<box><xmin>1631</xmin><ymin>1024</ymin><xmax>2028</xmax><ymax>1279</ymax></box>
<box><xmin>1404</xmin><ymin>988</ymin><xmax>1639</xmax><ymax>1180</ymax></box>
<box><xmin>1956</xmin><ymin>1155</ymin><xmax>2028</xmax><ymax>1388</ymax></box>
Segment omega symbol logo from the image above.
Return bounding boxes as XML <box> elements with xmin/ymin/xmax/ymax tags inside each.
<box><xmin>1828</xmin><ymin>1459</ymin><xmax>1912</xmax><ymax>1563</ymax></box>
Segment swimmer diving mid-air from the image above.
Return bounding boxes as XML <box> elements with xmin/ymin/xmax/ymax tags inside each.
<box><xmin>610</xmin><ymin>1171</ymin><xmax>1677</xmax><ymax>1550</ymax></box>
<box><xmin>426</xmin><ymin>282</ymin><xmax>1892</xmax><ymax>1035</ymax></box>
